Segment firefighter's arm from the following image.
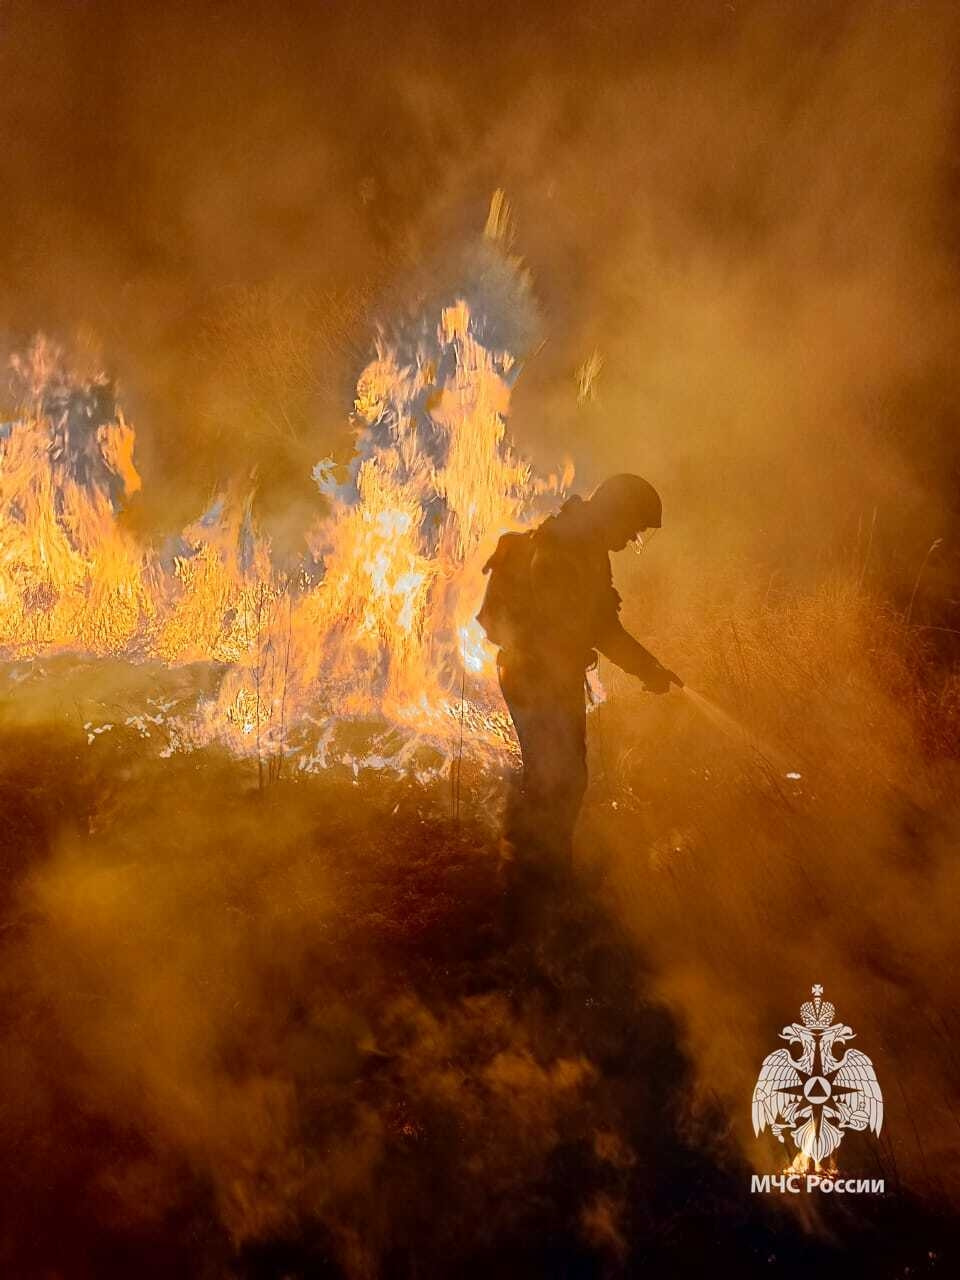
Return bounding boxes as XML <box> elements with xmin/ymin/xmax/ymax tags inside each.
<box><xmin>595</xmin><ymin>611</ymin><xmax>683</xmax><ymax>693</ymax></box>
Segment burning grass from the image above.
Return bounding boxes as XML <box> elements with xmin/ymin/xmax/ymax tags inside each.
<box><xmin>0</xmin><ymin>253</ymin><xmax>566</xmax><ymax>772</ymax></box>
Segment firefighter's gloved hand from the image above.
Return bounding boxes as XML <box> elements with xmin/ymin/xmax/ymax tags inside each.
<box><xmin>641</xmin><ymin>664</ymin><xmax>683</xmax><ymax>695</ymax></box>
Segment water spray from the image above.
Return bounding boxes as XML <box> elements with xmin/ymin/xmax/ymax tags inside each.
<box><xmin>671</xmin><ymin>680</ymin><xmax>796</xmax><ymax>774</ymax></box>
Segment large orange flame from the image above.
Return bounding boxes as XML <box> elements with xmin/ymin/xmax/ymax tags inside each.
<box><xmin>1</xmin><ymin>305</ymin><xmax>572</xmax><ymax>773</ymax></box>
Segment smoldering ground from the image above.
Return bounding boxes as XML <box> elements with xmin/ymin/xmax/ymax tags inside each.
<box><xmin>3</xmin><ymin>0</ymin><xmax>960</xmax><ymax>1275</ymax></box>
<box><xmin>2</xmin><ymin>683</ymin><xmax>958</xmax><ymax>1279</ymax></box>
<box><xmin>0</xmin><ymin>704</ymin><xmax>719</xmax><ymax>1277</ymax></box>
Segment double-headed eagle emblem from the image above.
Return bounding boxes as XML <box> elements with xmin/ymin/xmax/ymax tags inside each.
<box><xmin>752</xmin><ymin>984</ymin><xmax>883</xmax><ymax>1167</ymax></box>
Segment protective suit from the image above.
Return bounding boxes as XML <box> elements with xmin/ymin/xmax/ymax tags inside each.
<box><xmin>478</xmin><ymin>477</ymin><xmax>680</xmax><ymax>878</ymax></box>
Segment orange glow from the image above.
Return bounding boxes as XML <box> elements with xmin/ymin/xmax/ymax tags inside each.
<box><xmin>1</xmin><ymin>312</ymin><xmax>570</xmax><ymax>768</ymax></box>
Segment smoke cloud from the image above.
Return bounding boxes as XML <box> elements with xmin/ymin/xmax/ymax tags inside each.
<box><xmin>2</xmin><ymin>1</ymin><xmax>960</xmax><ymax>1274</ymax></box>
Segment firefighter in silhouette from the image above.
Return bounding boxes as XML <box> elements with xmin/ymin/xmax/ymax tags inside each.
<box><xmin>477</xmin><ymin>474</ymin><xmax>681</xmax><ymax>879</ymax></box>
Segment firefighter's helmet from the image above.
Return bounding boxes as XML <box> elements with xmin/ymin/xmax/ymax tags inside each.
<box><xmin>589</xmin><ymin>473</ymin><xmax>662</xmax><ymax>532</ymax></box>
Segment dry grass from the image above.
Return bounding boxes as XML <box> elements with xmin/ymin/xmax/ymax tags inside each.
<box><xmin>587</xmin><ymin>566</ymin><xmax>960</xmax><ymax>1213</ymax></box>
<box><xmin>0</xmin><ymin>565</ymin><xmax>958</xmax><ymax>1276</ymax></box>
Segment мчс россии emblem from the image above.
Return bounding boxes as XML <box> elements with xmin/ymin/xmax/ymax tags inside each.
<box><xmin>752</xmin><ymin>984</ymin><xmax>883</xmax><ymax>1174</ymax></box>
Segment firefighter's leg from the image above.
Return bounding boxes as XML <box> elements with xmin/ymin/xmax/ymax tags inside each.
<box><xmin>497</xmin><ymin>671</ymin><xmax>543</xmax><ymax>859</ymax></box>
<box><xmin>533</xmin><ymin>682</ymin><xmax>587</xmax><ymax>863</ymax></box>
<box><xmin>499</xmin><ymin>655</ymin><xmax>587</xmax><ymax>871</ymax></box>
<box><xmin>501</xmin><ymin>690</ymin><xmax>587</xmax><ymax>949</ymax></box>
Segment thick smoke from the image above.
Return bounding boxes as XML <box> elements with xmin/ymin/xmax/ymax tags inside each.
<box><xmin>2</xmin><ymin>1</ymin><xmax>957</xmax><ymax>591</ymax></box>
<box><xmin>2</xmin><ymin>1</ymin><xmax>960</xmax><ymax>1275</ymax></box>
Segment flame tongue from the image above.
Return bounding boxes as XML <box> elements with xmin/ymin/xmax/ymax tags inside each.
<box><xmin>0</xmin><ymin>338</ymin><xmax>150</xmax><ymax>656</ymax></box>
<box><xmin>1</xmin><ymin>305</ymin><xmax>571</xmax><ymax>771</ymax></box>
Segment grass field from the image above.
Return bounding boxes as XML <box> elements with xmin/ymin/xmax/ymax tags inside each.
<box><xmin>2</xmin><ymin>563</ymin><xmax>959</xmax><ymax>1277</ymax></box>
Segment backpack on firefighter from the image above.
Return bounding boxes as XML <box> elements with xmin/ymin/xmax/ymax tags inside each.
<box><xmin>475</xmin><ymin>529</ymin><xmax>540</xmax><ymax>650</ymax></box>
